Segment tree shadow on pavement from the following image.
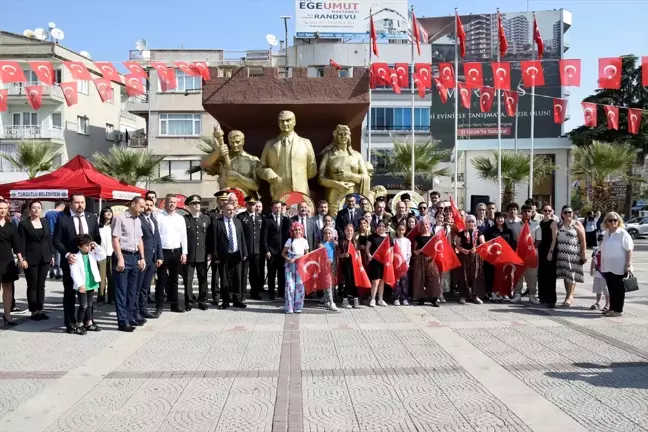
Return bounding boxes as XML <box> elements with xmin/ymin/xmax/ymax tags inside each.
<box><xmin>545</xmin><ymin>362</ymin><xmax>648</xmax><ymax>390</ymax></box>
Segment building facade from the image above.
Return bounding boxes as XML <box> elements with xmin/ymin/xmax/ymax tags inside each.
<box><xmin>0</xmin><ymin>31</ymin><xmax>144</xmax><ymax>183</ymax></box>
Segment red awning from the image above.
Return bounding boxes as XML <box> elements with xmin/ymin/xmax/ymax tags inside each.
<box><xmin>0</xmin><ymin>155</ymin><xmax>146</xmax><ymax>201</ymax></box>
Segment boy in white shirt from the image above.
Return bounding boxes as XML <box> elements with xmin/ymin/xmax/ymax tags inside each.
<box><xmin>70</xmin><ymin>234</ymin><xmax>106</xmax><ymax>335</ymax></box>
<box><xmin>590</xmin><ymin>233</ymin><xmax>609</xmax><ymax>312</ymax></box>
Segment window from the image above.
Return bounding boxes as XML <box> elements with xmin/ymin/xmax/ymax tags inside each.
<box><xmin>51</xmin><ymin>112</ymin><xmax>62</xmax><ymax>129</ymax></box>
<box><xmin>371</xmin><ymin>149</ymin><xmax>393</xmax><ymax>174</ymax></box>
<box><xmin>22</xmin><ymin>70</ymin><xmax>38</xmax><ymax>84</ymax></box>
<box><xmin>105</xmin><ymin>88</ymin><xmax>114</xmax><ymax>103</ymax></box>
<box><xmin>12</xmin><ymin>112</ymin><xmax>39</xmax><ymax>126</ymax></box>
<box><xmin>0</xmin><ymin>144</ymin><xmax>20</xmax><ymax>172</ymax></box>
<box><xmin>106</xmin><ymin>123</ymin><xmax>114</xmax><ymax>140</ymax></box>
<box><xmin>159</xmin><ymin>113</ymin><xmax>201</xmax><ymax>136</ymax></box>
<box><xmin>77</xmin><ymin>80</ymin><xmax>89</xmax><ymax>95</ymax></box>
<box><xmin>159</xmin><ymin>70</ymin><xmax>202</xmax><ymax>93</ymax></box>
<box><xmin>369</xmin><ymin>107</ymin><xmax>430</xmax><ymax>131</ymax></box>
<box><xmin>159</xmin><ymin>159</ymin><xmax>203</xmax><ymax>181</ymax></box>
<box><xmin>77</xmin><ymin>116</ymin><xmax>89</xmax><ymax>135</ymax></box>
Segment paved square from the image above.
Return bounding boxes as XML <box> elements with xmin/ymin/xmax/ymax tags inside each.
<box><xmin>1</xmin><ymin>253</ymin><xmax>647</xmax><ymax>431</ymax></box>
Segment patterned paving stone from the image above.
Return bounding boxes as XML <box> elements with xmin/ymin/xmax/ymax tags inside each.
<box><xmin>0</xmin><ymin>380</ymin><xmax>47</xmax><ymax>419</ymax></box>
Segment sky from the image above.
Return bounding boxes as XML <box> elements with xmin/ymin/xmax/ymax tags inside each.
<box><xmin>3</xmin><ymin>0</ymin><xmax>648</xmax><ymax>132</ymax></box>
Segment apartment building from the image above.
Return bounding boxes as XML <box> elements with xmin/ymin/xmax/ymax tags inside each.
<box><xmin>124</xmin><ymin>48</ymin><xmax>276</xmax><ymax>204</ymax></box>
<box><xmin>0</xmin><ymin>31</ymin><xmax>145</xmax><ymax>183</ymax></box>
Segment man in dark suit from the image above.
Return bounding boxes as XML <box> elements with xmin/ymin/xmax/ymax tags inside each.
<box><xmin>207</xmin><ymin>190</ymin><xmax>229</xmax><ymax>305</ymax></box>
<box><xmin>335</xmin><ymin>194</ymin><xmax>362</xmax><ymax>239</ymax></box>
<box><xmin>136</xmin><ymin>197</ymin><xmax>163</xmax><ymax>320</ymax></box>
<box><xmin>292</xmin><ymin>201</ymin><xmax>316</xmax><ymax>250</ymax></box>
<box><xmin>261</xmin><ymin>200</ymin><xmax>290</xmax><ymax>300</ymax></box>
<box><xmin>254</xmin><ymin>201</ymin><xmax>266</xmax><ymax>292</ymax></box>
<box><xmin>371</xmin><ymin>197</ymin><xmax>391</xmax><ymax>230</ymax></box>
<box><xmin>238</xmin><ymin>196</ymin><xmax>263</xmax><ymax>300</ymax></box>
<box><xmin>213</xmin><ymin>202</ymin><xmax>248</xmax><ymax>309</ymax></box>
<box><xmin>53</xmin><ymin>194</ymin><xmax>101</xmax><ymax>334</ymax></box>
<box><xmin>183</xmin><ymin>195</ymin><xmax>211</xmax><ymax>311</ymax></box>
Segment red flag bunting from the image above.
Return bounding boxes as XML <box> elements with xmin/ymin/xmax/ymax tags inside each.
<box><xmin>63</xmin><ymin>61</ymin><xmax>92</xmax><ymax>80</ymax></box>
<box><xmin>533</xmin><ymin>15</ymin><xmax>544</xmax><ymax>59</ymax></box>
<box><xmin>456</xmin><ymin>12</ymin><xmax>466</xmax><ymax>58</ymax></box>
<box><xmin>476</xmin><ymin>237</ymin><xmax>524</xmax><ymax>266</ymax></box>
<box><xmin>60</xmin><ymin>82</ymin><xmax>78</xmax><ymax>106</ymax></box>
<box><xmin>449</xmin><ymin>196</ymin><xmax>466</xmax><ymax>232</ymax></box>
<box><xmin>516</xmin><ymin>222</ymin><xmax>538</xmax><ymax>268</ymax></box>
<box><xmin>388</xmin><ymin>69</ymin><xmax>401</xmax><ymax>94</ymax></box>
<box><xmin>93</xmin><ymin>78</ymin><xmax>112</xmax><ymax>103</ymax></box>
<box><xmin>480</xmin><ymin>87</ymin><xmax>495</xmax><ymax>113</ymax></box>
<box><xmin>349</xmin><ymin>241</ymin><xmax>371</xmax><ymax>289</ymax></box>
<box><xmin>414</xmin><ymin>63</ymin><xmax>431</xmax><ymax>88</ymax></box>
<box><xmin>438</xmin><ymin>62</ymin><xmax>455</xmax><ymax>87</ymax></box>
<box><xmin>503</xmin><ymin>90</ymin><xmax>518</xmax><ymax>117</ymax></box>
<box><xmin>553</xmin><ymin>98</ymin><xmax>567</xmax><ymax>124</ymax></box>
<box><xmin>582</xmin><ymin>102</ymin><xmax>597</xmax><ymax>127</ymax></box>
<box><xmin>393</xmin><ymin>241</ymin><xmax>409</xmax><ymax>281</ymax></box>
<box><xmin>94</xmin><ymin>62</ymin><xmax>121</xmax><ymax>83</ymax></box>
<box><xmin>124</xmin><ymin>74</ymin><xmax>146</xmax><ymax>97</ymax></box>
<box><xmin>296</xmin><ymin>247</ymin><xmax>333</xmax><ymax>295</ymax></box>
<box><xmin>520</xmin><ymin>60</ymin><xmax>545</xmax><ymax>87</ymax></box>
<box><xmin>329</xmin><ymin>59</ymin><xmax>342</xmax><ymax>70</ymax></box>
<box><xmin>463</xmin><ymin>62</ymin><xmax>483</xmax><ymax>88</ymax></box>
<box><xmin>458</xmin><ymin>83</ymin><xmax>471</xmax><ymax>109</ymax></box>
<box><xmin>175</xmin><ymin>61</ymin><xmax>200</xmax><ymax>77</ymax></box>
<box><xmin>559</xmin><ymin>59</ymin><xmax>581</xmax><ymax>87</ymax></box>
<box><xmin>194</xmin><ymin>62</ymin><xmax>211</xmax><ymax>81</ymax></box>
<box><xmin>123</xmin><ymin>61</ymin><xmax>148</xmax><ymax>78</ymax></box>
<box><xmin>370</xmin><ymin>12</ymin><xmax>379</xmax><ymax>57</ymax></box>
<box><xmin>642</xmin><ymin>57</ymin><xmax>648</xmax><ymax>87</ymax></box>
<box><xmin>494</xmin><ymin>264</ymin><xmax>524</xmax><ymax>296</ymax></box>
<box><xmin>420</xmin><ymin>230</ymin><xmax>461</xmax><ymax>273</ymax></box>
<box><xmin>395</xmin><ymin>63</ymin><xmax>409</xmax><ymax>88</ymax></box>
<box><xmin>598</xmin><ymin>57</ymin><xmax>622</xmax><ymax>89</ymax></box>
<box><xmin>604</xmin><ymin>105</ymin><xmax>619</xmax><ymax>130</ymax></box>
<box><xmin>497</xmin><ymin>12</ymin><xmax>508</xmax><ymax>57</ymax></box>
<box><xmin>412</xmin><ymin>11</ymin><xmax>422</xmax><ymax>56</ymax></box>
<box><xmin>25</xmin><ymin>85</ymin><xmax>42</xmax><ymax>110</ymax></box>
<box><xmin>371</xmin><ymin>63</ymin><xmax>390</xmax><ymax>87</ymax></box>
<box><xmin>152</xmin><ymin>63</ymin><xmax>177</xmax><ymax>91</ymax></box>
<box><xmin>628</xmin><ymin>108</ymin><xmax>643</xmax><ymax>135</ymax></box>
<box><xmin>0</xmin><ymin>89</ymin><xmax>7</xmax><ymax>112</ymax></box>
<box><xmin>30</xmin><ymin>61</ymin><xmax>55</xmax><ymax>85</ymax></box>
<box><xmin>413</xmin><ymin>73</ymin><xmax>426</xmax><ymax>98</ymax></box>
<box><xmin>0</xmin><ymin>61</ymin><xmax>27</xmax><ymax>83</ymax></box>
<box><xmin>491</xmin><ymin>61</ymin><xmax>511</xmax><ymax>90</ymax></box>
<box><xmin>433</xmin><ymin>77</ymin><xmax>448</xmax><ymax>103</ymax></box>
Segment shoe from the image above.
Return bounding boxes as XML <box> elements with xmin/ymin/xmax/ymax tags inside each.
<box><xmin>97</xmin><ymin>298</ymin><xmax>106</xmax><ymax>306</ymax></box>
<box><xmin>439</xmin><ymin>296</ymin><xmax>446</xmax><ymax>303</ymax></box>
<box><xmin>66</xmin><ymin>327</ymin><xmax>75</xmax><ymax>334</ymax></box>
<box><xmin>607</xmin><ymin>311</ymin><xmax>622</xmax><ymax>317</ymax></box>
<box><xmin>547</xmin><ymin>304</ymin><xmax>555</xmax><ymax>308</ymax></box>
<box><xmin>49</xmin><ymin>271</ymin><xmax>55</xmax><ymax>279</ymax></box>
<box><xmin>521</xmin><ymin>290</ymin><xmax>529</xmax><ymax>297</ymax></box>
<box><xmin>137</xmin><ymin>318</ymin><xmax>148</xmax><ymax>325</ymax></box>
<box><xmin>562</xmin><ymin>299</ymin><xmax>572</xmax><ymax>307</ymax></box>
<box><xmin>38</xmin><ymin>312</ymin><xmax>49</xmax><ymax>320</ymax></box>
<box><xmin>11</xmin><ymin>306</ymin><xmax>21</xmax><ymax>312</ymax></box>
<box><xmin>232</xmin><ymin>301</ymin><xmax>247</xmax><ymax>309</ymax></box>
<box><xmin>511</xmin><ymin>294</ymin><xmax>522</xmax><ymax>304</ymax></box>
<box><xmin>402</xmin><ymin>299</ymin><xmax>409</xmax><ymax>306</ymax></box>
<box><xmin>601</xmin><ymin>306</ymin><xmax>609</xmax><ymax>313</ymax></box>
<box><xmin>342</xmin><ymin>298</ymin><xmax>350</xmax><ymax>309</ymax></box>
<box><xmin>473</xmin><ymin>298</ymin><xmax>483</xmax><ymax>305</ymax></box>
<box><xmin>285</xmin><ymin>310</ymin><xmax>294</xmax><ymax>314</ymax></box>
<box><xmin>185</xmin><ymin>305</ymin><xmax>193</xmax><ymax>312</ymax></box>
<box><xmin>377</xmin><ymin>299</ymin><xmax>388</xmax><ymax>307</ymax></box>
<box><xmin>170</xmin><ymin>305</ymin><xmax>185</xmax><ymax>313</ymax></box>
<box><xmin>211</xmin><ymin>300</ymin><xmax>219</xmax><ymax>306</ymax></box>
<box><xmin>30</xmin><ymin>314</ymin><xmax>42</xmax><ymax>321</ymax></box>
<box><xmin>459</xmin><ymin>298</ymin><xmax>466</xmax><ymax>305</ymax></box>
<box><xmin>529</xmin><ymin>297</ymin><xmax>540</xmax><ymax>305</ymax></box>
<box><xmin>130</xmin><ymin>320</ymin><xmax>144</xmax><ymax>327</ymax></box>
<box><xmin>393</xmin><ymin>299</ymin><xmax>400</xmax><ymax>306</ymax></box>
<box><xmin>3</xmin><ymin>317</ymin><xmax>17</xmax><ymax>326</ymax></box>
<box><xmin>155</xmin><ymin>307</ymin><xmax>163</xmax><ymax>316</ymax></box>
<box><xmin>118</xmin><ymin>324</ymin><xmax>135</xmax><ymax>332</ymax></box>
<box><xmin>141</xmin><ymin>311</ymin><xmax>158</xmax><ymax>319</ymax></box>
<box><xmin>353</xmin><ymin>298</ymin><xmax>360</xmax><ymax>308</ymax></box>
<box><xmin>328</xmin><ymin>302</ymin><xmax>338</xmax><ymax>312</ymax></box>
<box><xmin>590</xmin><ymin>303</ymin><xmax>600</xmax><ymax>310</ymax></box>
<box><xmin>431</xmin><ymin>301</ymin><xmax>440</xmax><ymax>308</ymax></box>
<box><xmin>250</xmin><ymin>294</ymin><xmax>263</xmax><ymax>301</ymax></box>
<box><xmin>368</xmin><ymin>299</ymin><xmax>376</xmax><ymax>307</ymax></box>
<box><xmin>198</xmin><ymin>303</ymin><xmax>209</xmax><ymax>311</ymax></box>
<box><xmin>219</xmin><ymin>303</ymin><xmax>230</xmax><ymax>310</ymax></box>
<box><xmin>294</xmin><ymin>309</ymin><xmax>302</xmax><ymax>314</ymax></box>
<box><xmin>418</xmin><ymin>299</ymin><xmax>425</xmax><ymax>306</ymax></box>
<box><xmin>85</xmin><ymin>323</ymin><xmax>102</xmax><ymax>332</ymax></box>
<box><xmin>74</xmin><ymin>326</ymin><xmax>87</xmax><ymax>335</ymax></box>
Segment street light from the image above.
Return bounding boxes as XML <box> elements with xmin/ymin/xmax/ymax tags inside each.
<box><xmin>279</xmin><ymin>15</ymin><xmax>291</xmax><ymax>55</ymax></box>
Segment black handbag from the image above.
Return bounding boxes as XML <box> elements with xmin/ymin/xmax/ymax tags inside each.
<box><xmin>623</xmin><ymin>272</ymin><xmax>639</xmax><ymax>292</ymax></box>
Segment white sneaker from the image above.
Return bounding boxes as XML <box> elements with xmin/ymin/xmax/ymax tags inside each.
<box><xmin>529</xmin><ymin>297</ymin><xmax>540</xmax><ymax>305</ymax></box>
<box><xmin>439</xmin><ymin>296</ymin><xmax>446</xmax><ymax>303</ymax></box>
<box><xmin>328</xmin><ymin>302</ymin><xmax>339</xmax><ymax>312</ymax></box>
<box><xmin>393</xmin><ymin>299</ymin><xmax>401</xmax><ymax>306</ymax></box>
<box><xmin>353</xmin><ymin>298</ymin><xmax>360</xmax><ymax>308</ymax></box>
<box><xmin>511</xmin><ymin>294</ymin><xmax>522</xmax><ymax>304</ymax></box>
<box><xmin>473</xmin><ymin>297</ymin><xmax>483</xmax><ymax>304</ymax></box>
<box><xmin>402</xmin><ymin>299</ymin><xmax>409</xmax><ymax>306</ymax></box>
<box><xmin>342</xmin><ymin>298</ymin><xmax>352</xmax><ymax>309</ymax></box>
<box><xmin>377</xmin><ymin>299</ymin><xmax>388</xmax><ymax>307</ymax></box>
<box><xmin>369</xmin><ymin>299</ymin><xmax>376</xmax><ymax>307</ymax></box>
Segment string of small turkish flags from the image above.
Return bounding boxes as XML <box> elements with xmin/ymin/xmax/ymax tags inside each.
<box><xmin>0</xmin><ymin>60</ymin><xmax>211</xmax><ymax>111</ymax></box>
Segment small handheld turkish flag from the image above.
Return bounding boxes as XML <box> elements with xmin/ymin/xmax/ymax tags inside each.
<box><xmin>296</xmin><ymin>247</ymin><xmax>332</xmax><ymax>295</ymax></box>
<box><xmin>516</xmin><ymin>222</ymin><xmax>538</xmax><ymax>268</ymax></box>
<box><xmin>476</xmin><ymin>237</ymin><xmax>523</xmax><ymax>266</ymax></box>
<box><xmin>393</xmin><ymin>241</ymin><xmax>409</xmax><ymax>281</ymax></box>
<box><xmin>25</xmin><ymin>86</ymin><xmax>42</xmax><ymax>110</ymax></box>
<box><xmin>60</xmin><ymin>82</ymin><xmax>78</xmax><ymax>107</ymax></box>
<box><xmin>420</xmin><ymin>230</ymin><xmax>461</xmax><ymax>273</ymax></box>
<box><xmin>349</xmin><ymin>242</ymin><xmax>371</xmax><ymax>288</ymax></box>
<box><xmin>494</xmin><ymin>263</ymin><xmax>524</xmax><ymax>296</ymax></box>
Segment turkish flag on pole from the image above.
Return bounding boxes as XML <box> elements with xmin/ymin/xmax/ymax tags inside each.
<box><xmin>63</xmin><ymin>62</ymin><xmax>92</xmax><ymax>80</ymax></box>
<box><xmin>30</xmin><ymin>61</ymin><xmax>55</xmax><ymax>85</ymax></box>
<box><xmin>438</xmin><ymin>62</ymin><xmax>455</xmax><ymax>87</ymax></box>
<box><xmin>559</xmin><ymin>59</ymin><xmax>581</xmax><ymax>87</ymax></box>
<box><xmin>533</xmin><ymin>14</ymin><xmax>544</xmax><ymax>59</ymax></box>
<box><xmin>393</xmin><ymin>241</ymin><xmax>409</xmax><ymax>281</ymax></box>
<box><xmin>642</xmin><ymin>57</ymin><xmax>648</xmax><ymax>87</ymax></box>
<box><xmin>412</xmin><ymin>11</ymin><xmax>422</xmax><ymax>56</ymax></box>
<box><xmin>497</xmin><ymin>12</ymin><xmax>508</xmax><ymax>57</ymax></box>
<box><xmin>628</xmin><ymin>108</ymin><xmax>643</xmax><ymax>135</ymax></box>
<box><xmin>296</xmin><ymin>247</ymin><xmax>333</xmax><ymax>295</ymax></box>
<box><xmin>516</xmin><ymin>222</ymin><xmax>539</xmax><ymax>268</ymax></box>
<box><xmin>582</xmin><ymin>102</ymin><xmax>597</xmax><ymax>127</ymax></box>
<box><xmin>520</xmin><ymin>60</ymin><xmax>546</xmax><ymax>87</ymax></box>
<box><xmin>433</xmin><ymin>77</ymin><xmax>448</xmax><ymax>103</ymax></box>
<box><xmin>60</xmin><ymin>82</ymin><xmax>78</xmax><ymax>106</ymax></box>
<box><xmin>389</xmin><ymin>69</ymin><xmax>401</xmax><ymax>94</ymax></box>
<box><xmin>604</xmin><ymin>105</ymin><xmax>619</xmax><ymax>130</ymax></box>
<box><xmin>25</xmin><ymin>86</ymin><xmax>42</xmax><ymax>110</ymax></box>
<box><xmin>194</xmin><ymin>62</ymin><xmax>211</xmax><ymax>81</ymax></box>
<box><xmin>175</xmin><ymin>61</ymin><xmax>200</xmax><ymax>76</ymax></box>
<box><xmin>0</xmin><ymin>61</ymin><xmax>27</xmax><ymax>83</ymax></box>
<box><xmin>349</xmin><ymin>241</ymin><xmax>371</xmax><ymax>288</ymax></box>
<box><xmin>414</xmin><ymin>63</ymin><xmax>431</xmax><ymax>88</ymax></box>
<box><xmin>456</xmin><ymin>12</ymin><xmax>466</xmax><ymax>58</ymax></box>
<box><xmin>598</xmin><ymin>57</ymin><xmax>622</xmax><ymax>89</ymax></box>
<box><xmin>463</xmin><ymin>62</ymin><xmax>483</xmax><ymax>88</ymax></box>
<box><xmin>476</xmin><ymin>237</ymin><xmax>524</xmax><ymax>266</ymax></box>
<box><xmin>458</xmin><ymin>83</ymin><xmax>471</xmax><ymax>109</ymax></box>
<box><xmin>370</xmin><ymin>237</ymin><xmax>396</xmax><ymax>286</ymax></box>
<box><xmin>395</xmin><ymin>63</ymin><xmax>410</xmax><ymax>88</ymax></box>
<box><xmin>371</xmin><ymin>63</ymin><xmax>390</xmax><ymax>86</ymax></box>
<box><xmin>491</xmin><ymin>62</ymin><xmax>511</xmax><ymax>90</ymax></box>
<box><xmin>123</xmin><ymin>61</ymin><xmax>148</xmax><ymax>78</ymax></box>
<box><xmin>413</xmin><ymin>73</ymin><xmax>426</xmax><ymax>98</ymax></box>
<box><xmin>0</xmin><ymin>90</ymin><xmax>7</xmax><ymax>112</ymax></box>
<box><xmin>503</xmin><ymin>90</ymin><xmax>518</xmax><ymax>117</ymax></box>
<box><xmin>94</xmin><ymin>62</ymin><xmax>122</xmax><ymax>83</ymax></box>
<box><xmin>420</xmin><ymin>230</ymin><xmax>461</xmax><ymax>273</ymax></box>
<box><xmin>329</xmin><ymin>59</ymin><xmax>342</xmax><ymax>70</ymax></box>
<box><xmin>449</xmin><ymin>196</ymin><xmax>466</xmax><ymax>232</ymax></box>
<box><xmin>370</xmin><ymin>11</ymin><xmax>379</xmax><ymax>57</ymax></box>
<box><xmin>553</xmin><ymin>98</ymin><xmax>567</xmax><ymax>124</ymax></box>
<box><xmin>494</xmin><ymin>264</ymin><xmax>524</xmax><ymax>296</ymax></box>
<box><xmin>480</xmin><ymin>87</ymin><xmax>496</xmax><ymax>113</ymax></box>
<box><xmin>93</xmin><ymin>78</ymin><xmax>112</xmax><ymax>103</ymax></box>
<box><xmin>124</xmin><ymin>74</ymin><xmax>146</xmax><ymax>97</ymax></box>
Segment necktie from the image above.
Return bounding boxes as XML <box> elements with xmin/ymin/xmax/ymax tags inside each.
<box><xmin>301</xmin><ymin>217</ymin><xmax>305</xmax><ymax>228</ymax></box>
<box><xmin>227</xmin><ymin>219</ymin><xmax>234</xmax><ymax>253</ymax></box>
<box><xmin>276</xmin><ymin>216</ymin><xmax>280</xmax><ymax>227</ymax></box>
<box><xmin>75</xmin><ymin>215</ymin><xmax>85</xmax><ymax>235</ymax></box>
<box><xmin>349</xmin><ymin>210</ymin><xmax>354</xmax><ymax>221</ymax></box>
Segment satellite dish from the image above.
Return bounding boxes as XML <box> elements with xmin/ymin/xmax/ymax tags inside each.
<box><xmin>34</xmin><ymin>28</ymin><xmax>49</xmax><ymax>41</ymax></box>
<box><xmin>23</xmin><ymin>29</ymin><xmax>34</xmax><ymax>38</ymax></box>
<box><xmin>141</xmin><ymin>50</ymin><xmax>151</xmax><ymax>59</ymax></box>
<box><xmin>51</xmin><ymin>28</ymin><xmax>64</xmax><ymax>41</ymax></box>
<box><xmin>265</xmin><ymin>34</ymin><xmax>279</xmax><ymax>46</ymax></box>
<box><xmin>80</xmin><ymin>51</ymin><xmax>91</xmax><ymax>59</ymax></box>
<box><xmin>135</xmin><ymin>39</ymin><xmax>148</xmax><ymax>51</ymax></box>
<box><xmin>48</xmin><ymin>22</ymin><xmax>57</xmax><ymax>29</ymax></box>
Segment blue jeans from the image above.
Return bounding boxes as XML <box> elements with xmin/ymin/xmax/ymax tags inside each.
<box><xmin>113</xmin><ymin>253</ymin><xmax>139</xmax><ymax>326</ymax></box>
<box><xmin>136</xmin><ymin>258</ymin><xmax>156</xmax><ymax>318</ymax></box>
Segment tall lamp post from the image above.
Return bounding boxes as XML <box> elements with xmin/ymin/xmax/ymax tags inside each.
<box><xmin>279</xmin><ymin>15</ymin><xmax>291</xmax><ymax>66</ymax></box>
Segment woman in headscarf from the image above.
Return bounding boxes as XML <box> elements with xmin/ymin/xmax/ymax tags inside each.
<box><xmin>454</xmin><ymin>214</ymin><xmax>486</xmax><ymax>304</ymax></box>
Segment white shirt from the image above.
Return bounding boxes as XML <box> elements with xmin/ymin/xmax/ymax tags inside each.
<box><xmin>224</xmin><ymin>217</ymin><xmax>239</xmax><ymax>253</ymax></box>
<box><xmin>70</xmin><ymin>247</ymin><xmax>106</xmax><ymax>291</ymax></box>
<box><xmin>98</xmin><ymin>225</ymin><xmax>114</xmax><ymax>257</ymax></box>
<box><xmin>155</xmin><ymin>211</ymin><xmax>188</xmax><ymax>254</ymax></box>
<box><xmin>285</xmin><ymin>238</ymin><xmax>309</xmax><ymax>257</ymax></box>
<box><xmin>298</xmin><ymin>216</ymin><xmax>309</xmax><ymax>233</ymax></box>
<box><xmin>316</xmin><ymin>215</ymin><xmax>325</xmax><ymax>230</ymax></box>
<box><xmin>600</xmin><ymin>228</ymin><xmax>633</xmax><ymax>275</ymax></box>
<box><xmin>70</xmin><ymin>211</ymin><xmax>89</xmax><ymax>235</ymax></box>
<box><xmin>394</xmin><ymin>237</ymin><xmax>412</xmax><ymax>265</ymax></box>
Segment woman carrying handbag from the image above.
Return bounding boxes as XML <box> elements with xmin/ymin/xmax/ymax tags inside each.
<box><xmin>600</xmin><ymin>212</ymin><xmax>634</xmax><ymax>317</ymax></box>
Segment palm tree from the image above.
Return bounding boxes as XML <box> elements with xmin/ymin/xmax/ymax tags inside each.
<box><xmin>186</xmin><ymin>134</ymin><xmax>219</xmax><ymax>176</ymax></box>
<box><xmin>571</xmin><ymin>141</ymin><xmax>639</xmax><ymax>213</ymax></box>
<box><xmin>0</xmin><ymin>140</ymin><xmax>61</xmax><ymax>179</ymax></box>
<box><xmin>92</xmin><ymin>147</ymin><xmax>171</xmax><ymax>186</ymax></box>
<box><xmin>377</xmin><ymin>135</ymin><xmax>451</xmax><ymax>190</ymax></box>
<box><xmin>471</xmin><ymin>152</ymin><xmax>556</xmax><ymax>207</ymax></box>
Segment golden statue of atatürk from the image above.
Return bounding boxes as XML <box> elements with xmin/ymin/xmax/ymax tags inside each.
<box><xmin>200</xmin><ymin>127</ymin><xmax>260</xmax><ymax>196</ymax></box>
<box><xmin>257</xmin><ymin>111</ymin><xmax>317</xmax><ymax>199</ymax></box>
<box><xmin>318</xmin><ymin>124</ymin><xmax>372</xmax><ymax>216</ymax></box>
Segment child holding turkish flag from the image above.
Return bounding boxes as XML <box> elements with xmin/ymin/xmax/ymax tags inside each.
<box><xmin>453</xmin><ymin>215</ymin><xmax>486</xmax><ymax>304</ymax></box>
<box><xmin>365</xmin><ymin>221</ymin><xmax>393</xmax><ymax>307</ymax></box>
<box><xmin>392</xmin><ymin>224</ymin><xmax>411</xmax><ymax>306</ymax></box>
<box><xmin>282</xmin><ymin>222</ymin><xmax>309</xmax><ymax>314</ymax></box>
<box><xmin>338</xmin><ymin>224</ymin><xmax>360</xmax><ymax>309</ymax></box>
<box><xmin>318</xmin><ymin>227</ymin><xmax>338</xmax><ymax>312</ymax></box>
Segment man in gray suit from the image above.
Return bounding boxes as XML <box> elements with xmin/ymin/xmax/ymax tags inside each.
<box><xmin>136</xmin><ymin>197</ymin><xmax>163</xmax><ymax>320</ymax></box>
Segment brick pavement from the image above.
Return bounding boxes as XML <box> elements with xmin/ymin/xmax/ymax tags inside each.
<box><xmin>1</xmin><ymin>253</ymin><xmax>647</xmax><ymax>432</ymax></box>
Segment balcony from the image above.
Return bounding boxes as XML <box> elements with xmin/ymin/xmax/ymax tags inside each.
<box><xmin>124</xmin><ymin>95</ymin><xmax>149</xmax><ymax>114</ymax></box>
<box><xmin>127</xmin><ymin>136</ymin><xmax>148</xmax><ymax>148</ymax></box>
<box><xmin>4</xmin><ymin>82</ymin><xmax>64</xmax><ymax>102</ymax></box>
<box><xmin>369</xmin><ymin>125</ymin><xmax>431</xmax><ymax>134</ymax></box>
<box><xmin>0</xmin><ymin>126</ymin><xmax>64</xmax><ymax>142</ymax></box>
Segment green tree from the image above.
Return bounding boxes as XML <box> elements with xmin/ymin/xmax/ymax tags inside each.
<box><xmin>186</xmin><ymin>134</ymin><xmax>219</xmax><ymax>176</ymax></box>
<box><xmin>92</xmin><ymin>147</ymin><xmax>171</xmax><ymax>186</ymax></box>
<box><xmin>571</xmin><ymin>141</ymin><xmax>639</xmax><ymax>213</ymax></box>
<box><xmin>377</xmin><ymin>136</ymin><xmax>451</xmax><ymax>190</ymax></box>
<box><xmin>568</xmin><ymin>55</ymin><xmax>648</xmax><ymax>215</ymax></box>
<box><xmin>471</xmin><ymin>152</ymin><xmax>556</xmax><ymax>208</ymax></box>
<box><xmin>0</xmin><ymin>141</ymin><xmax>61</xmax><ymax>179</ymax></box>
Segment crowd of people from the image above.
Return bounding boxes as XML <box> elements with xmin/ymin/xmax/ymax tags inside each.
<box><xmin>0</xmin><ymin>189</ymin><xmax>634</xmax><ymax>331</ymax></box>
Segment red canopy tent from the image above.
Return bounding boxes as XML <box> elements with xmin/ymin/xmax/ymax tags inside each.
<box><xmin>0</xmin><ymin>155</ymin><xmax>146</xmax><ymax>201</ymax></box>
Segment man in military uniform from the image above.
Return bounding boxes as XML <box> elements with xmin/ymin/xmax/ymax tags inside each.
<box><xmin>208</xmin><ymin>191</ymin><xmax>228</xmax><ymax>305</ymax></box>
<box><xmin>238</xmin><ymin>196</ymin><xmax>263</xmax><ymax>300</ymax></box>
<box><xmin>183</xmin><ymin>195</ymin><xmax>211</xmax><ymax>311</ymax></box>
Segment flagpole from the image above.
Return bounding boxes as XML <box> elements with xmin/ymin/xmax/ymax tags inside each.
<box><xmin>367</xmin><ymin>8</ymin><xmax>373</xmax><ymax>162</ymax></box>
<box><xmin>496</xmin><ymin>8</ymin><xmax>503</xmax><ymax>210</ymax></box>
<box><xmin>529</xmin><ymin>12</ymin><xmax>537</xmax><ymax>199</ymax></box>
<box><xmin>453</xmin><ymin>9</ymin><xmax>459</xmax><ymax>201</ymax></box>
<box><xmin>410</xmin><ymin>5</ymin><xmax>416</xmax><ymax>191</ymax></box>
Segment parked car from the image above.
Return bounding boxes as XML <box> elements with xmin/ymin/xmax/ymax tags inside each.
<box><xmin>624</xmin><ymin>217</ymin><xmax>648</xmax><ymax>238</ymax></box>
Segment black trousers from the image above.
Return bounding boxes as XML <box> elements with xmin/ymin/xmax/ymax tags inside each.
<box><xmin>219</xmin><ymin>252</ymin><xmax>243</xmax><ymax>303</ymax></box>
<box><xmin>76</xmin><ymin>289</ymin><xmax>95</xmax><ymax>324</ymax></box>
<box><xmin>243</xmin><ymin>254</ymin><xmax>261</xmax><ymax>296</ymax></box>
<box><xmin>24</xmin><ymin>261</ymin><xmax>49</xmax><ymax>312</ymax></box>
<box><xmin>604</xmin><ymin>272</ymin><xmax>625</xmax><ymax>313</ymax></box>
<box><xmin>339</xmin><ymin>257</ymin><xmax>358</xmax><ymax>298</ymax></box>
<box><xmin>267</xmin><ymin>254</ymin><xmax>285</xmax><ymax>297</ymax></box>
<box><xmin>258</xmin><ymin>254</ymin><xmax>266</xmax><ymax>291</ymax></box>
<box><xmin>61</xmin><ymin>261</ymin><xmax>77</xmax><ymax>329</ymax></box>
<box><xmin>586</xmin><ymin>231</ymin><xmax>597</xmax><ymax>248</ymax></box>
<box><xmin>210</xmin><ymin>260</ymin><xmax>220</xmax><ymax>302</ymax></box>
<box><xmin>184</xmin><ymin>262</ymin><xmax>208</xmax><ymax>305</ymax></box>
<box><xmin>156</xmin><ymin>249</ymin><xmax>181</xmax><ymax>308</ymax></box>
